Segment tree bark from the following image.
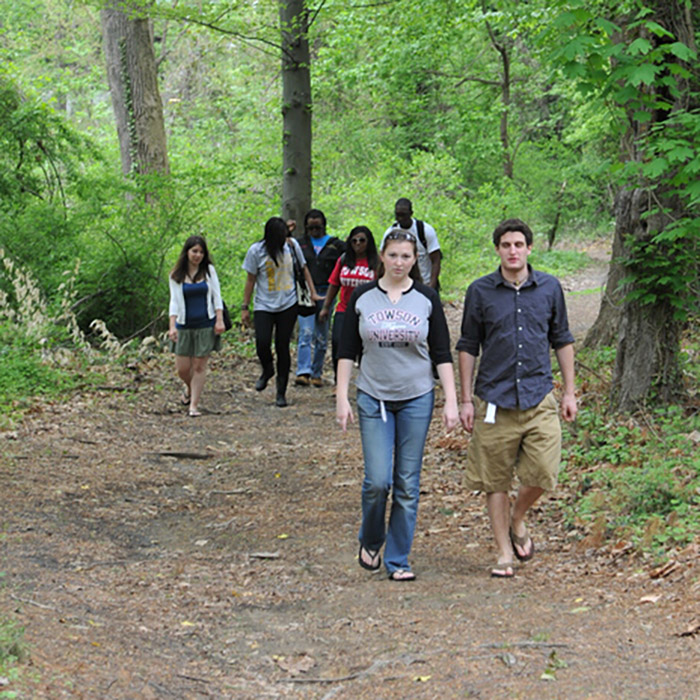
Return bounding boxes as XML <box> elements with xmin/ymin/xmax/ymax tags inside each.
<box><xmin>585</xmin><ymin>0</ymin><xmax>696</xmax><ymax>411</ymax></box>
<box><xmin>485</xmin><ymin>21</ymin><xmax>513</xmax><ymax>179</ymax></box>
<box><xmin>101</xmin><ymin>5</ymin><xmax>169</xmax><ymax>178</ymax></box>
<box><xmin>583</xmin><ymin>190</ymin><xmax>632</xmax><ymax>348</ymax></box>
<box><xmin>606</xmin><ymin>188</ymin><xmax>684</xmax><ymax>411</ymax></box>
<box><xmin>279</xmin><ymin>0</ymin><xmax>312</xmax><ymax>224</ymax></box>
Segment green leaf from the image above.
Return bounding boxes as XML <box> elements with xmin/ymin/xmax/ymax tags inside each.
<box><xmin>563</xmin><ymin>60</ymin><xmax>588</xmax><ymax>79</ymax></box>
<box><xmin>668</xmin><ymin>63</ymin><xmax>692</xmax><ymax>80</ymax></box>
<box><xmin>633</xmin><ymin>110</ymin><xmax>652</xmax><ymax>123</ymax></box>
<box><xmin>686</xmin><ymin>180</ymin><xmax>700</xmax><ymax>204</ymax></box>
<box><xmin>643</xmin><ymin>21</ymin><xmax>674</xmax><ymax>39</ymax></box>
<box><xmin>642</xmin><ymin>158</ymin><xmax>669</xmax><ymax>178</ymax></box>
<box><xmin>627</xmin><ymin>38</ymin><xmax>652</xmax><ymax>56</ymax></box>
<box><xmin>667</xmin><ymin>42</ymin><xmax>696</xmax><ymax>62</ymax></box>
<box><xmin>630</xmin><ymin>64</ymin><xmax>658</xmax><ymax>87</ymax></box>
<box><xmin>561</xmin><ymin>37</ymin><xmax>593</xmax><ymax>61</ymax></box>
<box><xmin>613</xmin><ymin>84</ymin><xmax>640</xmax><ymax>104</ymax></box>
<box><xmin>666</xmin><ymin>146</ymin><xmax>694</xmax><ymax>163</ymax></box>
<box><xmin>594</xmin><ymin>18</ymin><xmax>620</xmax><ymax>36</ymax></box>
<box><xmin>684</xmin><ymin>158</ymin><xmax>700</xmax><ymax>175</ymax></box>
<box><xmin>553</xmin><ymin>10</ymin><xmax>578</xmax><ymax>29</ymax></box>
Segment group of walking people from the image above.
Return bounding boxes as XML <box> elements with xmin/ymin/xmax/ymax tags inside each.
<box><xmin>168</xmin><ymin>203</ymin><xmax>578</xmax><ymax>580</ymax></box>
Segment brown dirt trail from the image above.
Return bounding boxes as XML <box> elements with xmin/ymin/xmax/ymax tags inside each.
<box><xmin>1</xmin><ymin>252</ymin><xmax>698</xmax><ymax>698</ymax></box>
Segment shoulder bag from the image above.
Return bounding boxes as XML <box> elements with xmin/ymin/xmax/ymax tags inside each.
<box><xmin>290</xmin><ymin>241</ymin><xmax>316</xmax><ymax>317</ymax></box>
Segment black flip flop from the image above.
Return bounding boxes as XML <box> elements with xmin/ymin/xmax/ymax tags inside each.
<box><xmin>358</xmin><ymin>544</ymin><xmax>381</xmax><ymax>571</ymax></box>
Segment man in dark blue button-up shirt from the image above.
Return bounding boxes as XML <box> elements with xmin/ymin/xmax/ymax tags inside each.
<box><xmin>457</xmin><ymin>218</ymin><xmax>577</xmax><ymax>578</ymax></box>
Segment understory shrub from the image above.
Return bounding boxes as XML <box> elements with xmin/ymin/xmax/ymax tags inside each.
<box><xmin>560</xmin><ymin>343</ymin><xmax>700</xmax><ymax>555</ymax></box>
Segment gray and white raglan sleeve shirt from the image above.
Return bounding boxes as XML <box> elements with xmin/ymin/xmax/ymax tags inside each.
<box><xmin>338</xmin><ymin>280</ymin><xmax>452</xmax><ymax>401</ymax></box>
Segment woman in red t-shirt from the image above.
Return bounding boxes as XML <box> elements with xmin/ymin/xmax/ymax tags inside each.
<box><xmin>319</xmin><ymin>226</ymin><xmax>379</xmax><ymax>384</ymax></box>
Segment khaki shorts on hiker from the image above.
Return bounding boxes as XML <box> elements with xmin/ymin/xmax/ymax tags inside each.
<box><xmin>465</xmin><ymin>391</ymin><xmax>562</xmax><ymax>493</ymax></box>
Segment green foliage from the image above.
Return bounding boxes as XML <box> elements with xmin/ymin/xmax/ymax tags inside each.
<box><xmin>552</xmin><ymin>0</ymin><xmax>700</xmax><ymax>323</ymax></box>
<box><xmin>560</xmin><ymin>342</ymin><xmax>700</xmax><ymax>555</ymax></box>
<box><xmin>0</xmin><ymin>68</ymin><xmax>97</xmax><ymax>209</ymax></box>
<box><xmin>0</xmin><ymin>617</ymin><xmax>25</xmax><ymax>666</ymax></box>
<box><xmin>0</xmin><ymin>68</ymin><xmax>100</xmax><ymax>298</ymax></box>
<box><xmin>0</xmin><ymin>0</ymin><xmax>622</xmax><ymax>338</ymax></box>
<box><xmin>0</xmin><ymin>613</ymin><xmax>25</xmax><ymax>699</ymax></box>
<box><xmin>620</xmin><ymin>217</ymin><xmax>700</xmax><ymax>318</ymax></box>
<box><xmin>0</xmin><ymin>324</ymin><xmax>85</xmax><ymax>425</ymax></box>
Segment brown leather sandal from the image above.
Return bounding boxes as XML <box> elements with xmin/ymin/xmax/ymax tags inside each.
<box><xmin>510</xmin><ymin>527</ymin><xmax>535</xmax><ymax>562</ymax></box>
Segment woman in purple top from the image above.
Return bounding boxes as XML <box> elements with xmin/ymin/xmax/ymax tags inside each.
<box><xmin>168</xmin><ymin>236</ymin><xmax>225</xmax><ymax>416</ymax></box>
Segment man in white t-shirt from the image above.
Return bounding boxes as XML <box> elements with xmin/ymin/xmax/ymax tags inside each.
<box><xmin>382</xmin><ymin>198</ymin><xmax>441</xmax><ymax>289</ymax></box>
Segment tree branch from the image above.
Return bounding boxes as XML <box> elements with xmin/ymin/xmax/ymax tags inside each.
<box><xmin>455</xmin><ymin>75</ymin><xmax>502</xmax><ymax>88</ymax></box>
<box><xmin>180</xmin><ymin>15</ymin><xmax>289</xmax><ymax>60</ymax></box>
<box><xmin>308</xmin><ymin>0</ymin><xmax>329</xmax><ymax>29</ymax></box>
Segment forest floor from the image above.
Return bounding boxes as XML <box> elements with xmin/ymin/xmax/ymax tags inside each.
<box><xmin>1</xmin><ymin>242</ymin><xmax>698</xmax><ymax>699</ymax></box>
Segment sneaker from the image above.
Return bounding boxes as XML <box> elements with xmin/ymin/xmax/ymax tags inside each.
<box><xmin>310</xmin><ymin>377</ymin><xmax>323</xmax><ymax>387</ymax></box>
<box><xmin>295</xmin><ymin>374</ymin><xmax>310</xmax><ymax>386</ymax></box>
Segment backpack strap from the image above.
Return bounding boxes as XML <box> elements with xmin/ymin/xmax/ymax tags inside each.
<box><xmin>415</xmin><ymin>219</ymin><xmax>427</xmax><ymax>249</ymax></box>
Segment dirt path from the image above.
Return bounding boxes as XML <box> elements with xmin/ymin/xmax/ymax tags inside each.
<box><xmin>1</xmin><ymin>252</ymin><xmax>698</xmax><ymax>699</ymax></box>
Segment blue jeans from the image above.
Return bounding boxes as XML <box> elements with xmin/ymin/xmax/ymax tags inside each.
<box><xmin>356</xmin><ymin>389</ymin><xmax>434</xmax><ymax>574</ymax></box>
<box><xmin>296</xmin><ymin>297</ymin><xmax>329</xmax><ymax>378</ymax></box>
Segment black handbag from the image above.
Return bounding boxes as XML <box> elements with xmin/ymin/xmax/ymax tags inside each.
<box><xmin>290</xmin><ymin>243</ymin><xmax>316</xmax><ymax>317</ymax></box>
<box><xmin>222</xmin><ymin>301</ymin><xmax>233</xmax><ymax>331</ymax></box>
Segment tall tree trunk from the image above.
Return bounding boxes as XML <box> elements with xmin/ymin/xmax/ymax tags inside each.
<box><xmin>583</xmin><ymin>190</ymin><xmax>632</xmax><ymax>348</ymax></box>
<box><xmin>584</xmin><ymin>0</ymin><xmax>696</xmax><ymax>411</ymax></box>
<box><xmin>606</xmin><ymin>187</ymin><xmax>684</xmax><ymax>412</ymax></box>
<box><xmin>279</xmin><ymin>0</ymin><xmax>312</xmax><ymax>225</ymax></box>
<box><xmin>101</xmin><ymin>5</ymin><xmax>169</xmax><ymax>178</ymax></box>
<box><xmin>485</xmin><ymin>21</ymin><xmax>513</xmax><ymax>180</ymax></box>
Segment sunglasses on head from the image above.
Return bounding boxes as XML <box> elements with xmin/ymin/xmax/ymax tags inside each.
<box><xmin>385</xmin><ymin>231</ymin><xmax>415</xmax><ymax>242</ymax></box>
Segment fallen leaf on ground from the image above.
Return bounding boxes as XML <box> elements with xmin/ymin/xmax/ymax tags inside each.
<box><xmin>274</xmin><ymin>653</ymin><xmax>315</xmax><ymax>676</ymax></box>
<box><xmin>650</xmin><ymin>560</ymin><xmax>678</xmax><ymax>579</ymax></box>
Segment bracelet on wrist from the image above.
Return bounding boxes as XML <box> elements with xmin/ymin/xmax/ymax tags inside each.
<box><xmin>461</xmin><ymin>399</ymin><xmax>473</xmax><ymax>404</ymax></box>
<box><xmin>241</xmin><ymin>304</ymin><xmax>249</xmax><ymax>311</ymax></box>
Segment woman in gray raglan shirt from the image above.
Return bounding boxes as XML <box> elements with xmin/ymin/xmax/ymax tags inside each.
<box><xmin>335</xmin><ymin>230</ymin><xmax>459</xmax><ymax>581</ymax></box>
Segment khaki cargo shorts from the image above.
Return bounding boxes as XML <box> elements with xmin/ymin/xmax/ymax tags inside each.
<box><xmin>465</xmin><ymin>392</ymin><xmax>562</xmax><ymax>492</ymax></box>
